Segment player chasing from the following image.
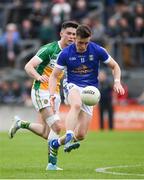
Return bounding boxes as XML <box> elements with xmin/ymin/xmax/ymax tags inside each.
<box><xmin>48</xmin><ymin>24</ymin><xmax>125</xmax><ymax>156</ymax></box>
<box><xmin>8</xmin><ymin>21</ymin><xmax>79</xmax><ymax>170</ymax></box>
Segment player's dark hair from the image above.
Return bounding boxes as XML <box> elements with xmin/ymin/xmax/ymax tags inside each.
<box><xmin>76</xmin><ymin>25</ymin><xmax>91</xmax><ymax>38</ymax></box>
<box><xmin>61</xmin><ymin>21</ymin><xmax>79</xmax><ymax>30</ymax></box>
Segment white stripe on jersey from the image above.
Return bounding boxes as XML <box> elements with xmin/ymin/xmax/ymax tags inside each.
<box><xmin>34</xmin><ymin>55</ymin><xmax>43</xmax><ymax>62</ymax></box>
<box><xmin>104</xmin><ymin>55</ymin><xmax>111</xmax><ymax>64</ymax></box>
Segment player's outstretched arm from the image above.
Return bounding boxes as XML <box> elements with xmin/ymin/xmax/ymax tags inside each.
<box><xmin>107</xmin><ymin>57</ymin><xmax>125</xmax><ymax>95</ymax></box>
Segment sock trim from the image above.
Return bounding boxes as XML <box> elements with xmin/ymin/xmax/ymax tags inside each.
<box><xmin>66</xmin><ymin>130</ymin><xmax>74</xmax><ymax>135</ymax></box>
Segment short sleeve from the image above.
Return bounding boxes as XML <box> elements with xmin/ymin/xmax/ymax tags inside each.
<box><xmin>98</xmin><ymin>46</ymin><xmax>111</xmax><ymax>64</ymax></box>
<box><xmin>36</xmin><ymin>46</ymin><xmax>50</xmax><ymax>62</ymax></box>
<box><xmin>55</xmin><ymin>50</ymin><xmax>67</xmax><ymax>69</ymax></box>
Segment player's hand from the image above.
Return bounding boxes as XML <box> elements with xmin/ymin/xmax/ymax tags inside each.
<box><xmin>37</xmin><ymin>75</ymin><xmax>49</xmax><ymax>82</ymax></box>
<box><xmin>113</xmin><ymin>82</ymin><xmax>125</xmax><ymax>95</ymax></box>
<box><xmin>50</xmin><ymin>95</ymin><xmax>56</xmax><ymax>113</ymax></box>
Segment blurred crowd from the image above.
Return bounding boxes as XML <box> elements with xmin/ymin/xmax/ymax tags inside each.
<box><xmin>0</xmin><ymin>0</ymin><xmax>144</xmax><ymax>106</ymax></box>
<box><xmin>0</xmin><ymin>78</ymin><xmax>32</xmax><ymax>106</ymax></box>
<box><xmin>0</xmin><ymin>0</ymin><xmax>143</xmax><ymax>68</ymax></box>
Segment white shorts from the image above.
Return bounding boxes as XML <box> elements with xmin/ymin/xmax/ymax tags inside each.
<box><xmin>31</xmin><ymin>89</ymin><xmax>61</xmax><ymax>112</ymax></box>
<box><xmin>63</xmin><ymin>82</ymin><xmax>93</xmax><ymax>116</ymax></box>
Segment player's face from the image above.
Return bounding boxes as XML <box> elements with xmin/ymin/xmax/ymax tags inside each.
<box><xmin>75</xmin><ymin>36</ymin><xmax>91</xmax><ymax>53</ymax></box>
<box><xmin>60</xmin><ymin>27</ymin><xmax>76</xmax><ymax>46</ymax></box>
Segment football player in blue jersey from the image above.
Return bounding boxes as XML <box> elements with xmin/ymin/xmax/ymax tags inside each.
<box><xmin>48</xmin><ymin>24</ymin><xmax>125</xmax><ymax>153</ymax></box>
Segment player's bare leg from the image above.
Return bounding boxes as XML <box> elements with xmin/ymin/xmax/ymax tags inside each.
<box><xmin>48</xmin><ymin>89</ymin><xmax>82</xmax><ymax>153</ymax></box>
<box><xmin>8</xmin><ymin>111</ymin><xmax>50</xmax><ymax>139</ymax></box>
<box><xmin>74</xmin><ymin>110</ymin><xmax>91</xmax><ymax>140</ymax></box>
<box><xmin>8</xmin><ymin>107</ymin><xmax>62</xmax><ymax>170</ymax></box>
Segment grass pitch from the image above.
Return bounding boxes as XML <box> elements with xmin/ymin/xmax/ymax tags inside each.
<box><xmin>0</xmin><ymin>131</ymin><xmax>144</xmax><ymax>179</ymax></box>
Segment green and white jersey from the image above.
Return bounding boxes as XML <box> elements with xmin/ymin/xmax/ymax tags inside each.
<box><xmin>33</xmin><ymin>41</ymin><xmax>63</xmax><ymax>92</ymax></box>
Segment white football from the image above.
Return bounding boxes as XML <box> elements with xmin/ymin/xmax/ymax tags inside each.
<box><xmin>81</xmin><ymin>86</ymin><xmax>101</xmax><ymax>106</ymax></box>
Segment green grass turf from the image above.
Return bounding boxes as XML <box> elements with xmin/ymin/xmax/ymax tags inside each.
<box><xmin>0</xmin><ymin>131</ymin><xmax>144</xmax><ymax>179</ymax></box>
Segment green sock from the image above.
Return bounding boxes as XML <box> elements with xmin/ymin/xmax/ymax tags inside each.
<box><xmin>20</xmin><ymin>121</ymin><xmax>30</xmax><ymax>129</ymax></box>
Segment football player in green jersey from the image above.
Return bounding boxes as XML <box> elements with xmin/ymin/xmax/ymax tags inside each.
<box><xmin>8</xmin><ymin>21</ymin><xmax>79</xmax><ymax>170</ymax></box>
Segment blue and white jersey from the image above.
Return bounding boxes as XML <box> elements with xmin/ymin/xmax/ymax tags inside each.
<box><xmin>56</xmin><ymin>42</ymin><xmax>111</xmax><ymax>87</ymax></box>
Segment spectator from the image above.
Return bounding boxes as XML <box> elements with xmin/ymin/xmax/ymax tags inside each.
<box><xmin>1</xmin><ymin>81</ymin><xmax>13</xmax><ymax>104</ymax></box>
<box><xmin>71</xmin><ymin>0</ymin><xmax>88</xmax><ymax>23</ymax></box>
<box><xmin>118</xmin><ymin>17</ymin><xmax>132</xmax><ymax>66</ymax></box>
<box><xmin>22</xmin><ymin>79</ymin><xmax>33</xmax><ymax>106</ymax></box>
<box><xmin>133</xmin><ymin>17</ymin><xmax>144</xmax><ymax>37</ymax></box>
<box><xmin>20</xmin><ymin>19</ymin><xmax>37</xmax><ymax>39</ymax></box>
<box><xmin>11</xmin><ymin>80</ymin><xmax>23</xmax><ymax>104</ymax></box>
<box><xmin>91</xmin><ymin>18</ymin><xmax>105</xmax><ymax>46</ymax></box>
<box><xmin>7</xmin><ymin>0</ymin><xmax>32</xmax><ymax>25</ymax></box>
<box><xmin>133</xmin><ymin>17</ymin><xmax>144</xmax><ymax>66</ymax></box>
<box><xmin>133</xmin><ymin>3</ymin><xmax>144</xmax><ymax>19</ymax></box>
<box><xmin>29</xmin><ymin>0</ymin><xmax>47</xmax><ymax>37</ymax></box>
<box><xmin>0</xmin><ymin>23</ymin><xmax>21</xmax><ymax>68</ymax></box>
<box><xmin>106</xmin><ymin>17</ymin><xmax>119</xmax><ymax>38</ymax></box>
<box><xmin>118</xmin><ymin>17</ymin><xmax>131</xmax><ymax>38</ymax></box>
<box><xmin>98</xmin><ymin>70</ymin><xmax>114</xmax><ymax>130</ymax></box>
<box><xmin>81</xmin><ymin>17</ymin><xmax>92</xmax><ymax>27</ymax></box>
<box><xmin>106</xmin><ymin>17</ymin><xmax>120</xmax><ymax>61</ymax></box>
<box><xmin>51</xmin><ymin>0</ymin><xmax>71</xmax><ymax>36</ymax></box>
<box><xmin>38</xmin><ymin>16</ymin><xmax>56</xmax><ymax>44</ymax></box>
<box><xmin>0</xmin><ymin>23</ymin><xmax>20</xmax><ymax>43</ymax></box>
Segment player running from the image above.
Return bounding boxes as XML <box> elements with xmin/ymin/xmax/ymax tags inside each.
<box><xmin>48</xmin><ymin>25</ymin><xmax>125</xmax><ymax>154</ymax></box>
<box><xmin>8</xmin><ymin>21</ymin><xmax>79</xmax><ymax>170</ymax></box>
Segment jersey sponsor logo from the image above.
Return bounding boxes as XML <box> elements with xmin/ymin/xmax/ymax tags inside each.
<box><xmin>72</xmin><ymin>65</ymin><xmax>93</xmax><ymax>74</ymax></box>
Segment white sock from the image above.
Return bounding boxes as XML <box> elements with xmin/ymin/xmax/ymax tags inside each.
<box><xmin>66</xmin><ymin>130</ymin><xmax>74</xmax><ymax>135</ymax></box>
<box><xmin>17</xmin><ymin>121</ymin><xmax>21</xmax><ymax>128</ymax></box>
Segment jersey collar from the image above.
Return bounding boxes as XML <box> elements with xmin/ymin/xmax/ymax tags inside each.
<box><xmin>58</xmin><ymin>41</ymin><xmax>62</xmax><ymax>50</ymax></box>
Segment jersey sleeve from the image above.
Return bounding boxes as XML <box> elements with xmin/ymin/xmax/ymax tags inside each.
<box><xmin>55</xmin><ymin>50</ymin><xmax>67</xmax><ymax>69</ymax></box>
<box><xmin>35</xmin><ymin>46</ymin><xmax>50</xmax><ymax>62</ymax></box>
<box><xmin>98</xmin><ymin>46</ymin><xmax>111</xmax><ymax>64</ymax></box>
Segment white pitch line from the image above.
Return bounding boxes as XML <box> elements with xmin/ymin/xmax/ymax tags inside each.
<box><xmin>95</xmin><ymin>164</ymin><xmax>144</xmax><ymax>177</ymax></box>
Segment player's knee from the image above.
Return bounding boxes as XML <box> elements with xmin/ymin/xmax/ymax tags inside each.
<box><xmin>72</xmin><ymin>102</ymin><xmax>81</xmax><ymax>111</ymax></box>
<box><xmin>51</xmin><ymin>121</ymin><xmax>61</xmax><ymax>134</ymax></box>
<box><xmin>46</xmin><ymin>114</ymin><xmax>60</xmax><ymax>128</ymax></box>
